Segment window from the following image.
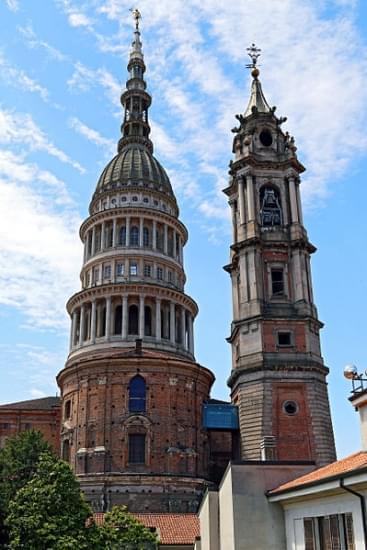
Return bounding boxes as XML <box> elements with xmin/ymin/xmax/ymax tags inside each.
<box><xmin>114</xmin><ymin>305</ymin><xmax>122</xmax><ymax>334</ymax></box>
<box><xmin>168</xmin><ymin>270</ymin><xmax>173</xmax><ymax>283</ymax></box>
<box><xmin>116</xmin><ymin>263</ymin><xmax>124</xmax><ymax>277</ymax></box>
<box><xmin>64</xmin><ymin>400</ymin><xmax>71</xmax><ymax>420</ymax></box>
<box><xmin>143</xmin><ymin>227</ymin><xmax>150</xmax><ymax>247</ymax></box>
<box><xmin>304</xmin><ymin>514</ymin><xmax>355</xmax><ymax>550</ymax></box>
<box><xmin>143</xmin><ymin>197</ymin><xmax>149</xmax><ymax>203</ymax></box>
<box><xmin>259</xmin><ymin>129</ymin><xmax>273</xmax><ymax>147</ymax></box>
<box><xmin>119</xmin><ymin>226</ymin><xmax>126</xmax><ymax>246</ymax></box>
<box><xmin>128</xmin><ymin>305</ymin><xmax>139</xmax><ymax>335</ymax></box>
<box><xmin>260</xmin><ymin>186</ymin><xmax>282</xmax><ymax>227</ymax></box>
<box><xmin>144</xmin><ymin>264</ymin><xmax>152</xmax><ymax>277</ymax></box>
<box><xmin>277</xmin><ymin>332</ymin><xmax>291</xmax><ymax>347</ymax></box>
<box><xmin>130</xmin><ymin>262</ymin><xmax>138</xmax><ymax>276</ymax></box>
<box><xmin>92</xmin><ymin>267</ymin><xmax>99</xmax><ymax>284</ymax></box>
<box><xmin>128</xmin><ymin>434</ymin><xmax>146</xmax><ymax>463</ymax></box>
<box><xmin>157</xmin><ymin>267</ymin><xmax>163</xmax><ymax>280</ymax></box>
<box><xmin>271</xmin><ymin>269</ymin><xmax>284</xmax><ymax>296</ymax></box>
<box><xmin>129</xmin><ymin>375</ymin><xmax>146</xmax><ymax>412</ymax></box>
<box><xmin>145</xmin><ymin>306</ymin><xmax>152</xmax><ymax>336</ymax></box>
<box><xmin>132</xmin><ymin>196</ymin><xmax>138</xmax><ymax>202</ymax></box>
<box><xmin>283</xmin><ymin>400</ymin><xmax>298</xmax><ymax>415</ymax></box>
<box><xmin>105</xmin><ymin>225</ymin><xmax>113</xmax><ymax>248</ymax></box>
<box><xmin>130</xmin><ymin>226</ymin><xmax>139</xmax><ymax>246</ymax></box>
<box><xmin>104</xmin><ymin>265</ymin><xmax>111</xmax><ymax>279</ymax></box>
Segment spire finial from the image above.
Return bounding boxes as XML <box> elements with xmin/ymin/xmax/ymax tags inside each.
<box><xmin>130</xmin><ymin>8</ymin><xmax>141</xmax><ymax>30</ymax></box>
<box><xmin>246</xmin><ymin>43</ymin><xmax>261</xmax><ymax>79</ymax></box>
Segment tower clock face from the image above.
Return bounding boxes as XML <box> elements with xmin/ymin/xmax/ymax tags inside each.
<box><xmin>259</xmin><ymin>129</ymin><xmax>273</xmax><ymax>147</ymax></box>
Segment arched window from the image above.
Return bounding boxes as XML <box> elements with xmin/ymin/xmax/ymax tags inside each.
<box><xmin>129</xmin><ymin>375</ymin><xmax>146</xmax><ymax>413</ymax></box>
<box><xmin>119</xmin><ymin>226</ymin><xmax>126</xmax><ymax>246</ymax></box>
<box><xmin>114</xmin><ymin>305</ymin><xmax>122</xmax><ymax>335</ymax></box>
<box><xmin>130</xmin><ymin>226</ymin><xmax>139</xmax><ymax>246</ymax></box>
<box><xmin>143</xmin><ymin>227</ymin><xmax>150</xmax><ymax>247</ymax></box>
<box><xmin>144</xmin><ymin>306</ymin><xmax>152</xmax><ymax>336</ymax></box>
<box><xmin>128</xmin><ymin>305</ymin><xmax>139</xmax><ymax>335</ymax></box>
<box><xmin>260</xmin><ymin>186</ymin><xmax>283</xmax><ymax>227</ymax></box>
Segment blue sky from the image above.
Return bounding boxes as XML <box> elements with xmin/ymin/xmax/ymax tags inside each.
<box><xmin>0</xmin><ymin>0</ymin><xmax>367</xmax><ymax>459</ymax></box>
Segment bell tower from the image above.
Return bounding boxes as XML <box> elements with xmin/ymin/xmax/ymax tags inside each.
<box><xmin>223</xmin><ymin>45</ymin><xmax>336</xmax><ymax>467</ymax></box>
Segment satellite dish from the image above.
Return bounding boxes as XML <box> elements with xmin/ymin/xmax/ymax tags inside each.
<box><xmin>343</xmin><ymin>364</ymin><xmax>358</xmax><ymax>380</ymax></box>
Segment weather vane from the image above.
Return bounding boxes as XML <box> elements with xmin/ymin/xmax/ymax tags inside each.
<box><xmin>130</xmin><ymin>8</ymin><xmax>141</xmax><ymax>30</ymax></box>
<box><xmin>246</xmin><ymin>43</ymin><xmax>261</xmax><ymax>69</ymax></box>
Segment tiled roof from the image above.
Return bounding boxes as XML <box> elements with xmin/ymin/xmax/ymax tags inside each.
<box><xmin>0</xmin><ymin>396</ymin><xmax>60</xmax><ymax>410</ymax></box>
<box><xmin>270</xmin><ymin>451</ymin><xmax>367</xmax><ymax>494</ymax></box>
<box><xmin>94</xmin><ymin>512</ymin><xmax>199</xmax><ymax>545</ymax></box>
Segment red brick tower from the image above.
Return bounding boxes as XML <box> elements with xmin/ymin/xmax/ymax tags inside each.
<box><xmin>223</xmin><ymin>46</ymin><xmax>336</xmax><ymax>467</ymax></box>
<box><xmin>57</xmin><ymin>11</ymin><xmax>214</xmax><ymax>513</ymax></box>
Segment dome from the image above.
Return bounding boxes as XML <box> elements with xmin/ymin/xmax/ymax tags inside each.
<box><xmin>94</xmin><ymin>145</ymin><xmax>175</xmax><ymax>200</ymax></box>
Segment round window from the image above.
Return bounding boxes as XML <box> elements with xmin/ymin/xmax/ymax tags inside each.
<box><xmin>283</xmin><ymin>400</ymin><xmax>298</xmax><ymax>416</ymax></box>
<box><xmin>259</xmin><ymin>130</ymin><xmax>273</xmax><ymax>147</ymax></box>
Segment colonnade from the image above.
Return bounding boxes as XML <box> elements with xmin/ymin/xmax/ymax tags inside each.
<box><xmin>84</xmin><ymin>216</ymin><xmax>184</xmax><ymax>264</ymax></box>
<box><xmin>70</xmin><ymin>295</ymin><xmax>194</xmax><ymax>355</ymax></box>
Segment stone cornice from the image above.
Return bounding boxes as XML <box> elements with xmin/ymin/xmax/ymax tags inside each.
<box><xmin>66</xmin><ymin>282</ymin><xmax>199</xmax><ymax>315</ymax></box>
<box><xmin>79</xmin><ymin>206</ymin><xmax>188</xmax><ymax>244</ymax></box>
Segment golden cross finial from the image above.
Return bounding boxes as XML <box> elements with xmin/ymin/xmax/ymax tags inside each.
<box><xmin>130</xmin><ymin>8</ymin><xmax>141</xmax><ymax>30</ymax></box>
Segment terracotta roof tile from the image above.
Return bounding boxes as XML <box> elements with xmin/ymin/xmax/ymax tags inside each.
<box><xmin>93</xmin><ymin>512</ymin><xmax>199</xmax><ymax>545</ymax></box>
<box><xmin>270</xmin><ymin>451</ymin><xmax>367</xmax><ymax>494</ymax></box>
<box><xmin>0</xmin><ymin>396</ymin><xmax>60</xmax><ymax>410</ymax></box>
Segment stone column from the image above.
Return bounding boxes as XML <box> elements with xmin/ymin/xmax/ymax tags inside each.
<box><xmin>155</xmin><ymin>298</ymin><xmax>161</xmax><ymax>340</ymax></box>
<box><xmin>105</xmin><ymin>297</ymin><xmax>111</xmax><ymax>340</ymax></box>
<box><xmin>293</xmin><ymin>251</ymin><xmax>304</xmax><ymax>301</ymax></box>
<box><xmin>181</xmin><ymin>307</ymin><xmax>186</xmax><ymax>348</ymax></box>
<box><xmin>289</xmin><ymin>176</ymin><xmax>299</xmax><ymax>224</ymax></box>
<box><xmin>70</xmin><ymin>311</ymin><xmax>76</xmax><ymax>351</ymax></box>
<box><xmin>152</xmin><ymin>220</ymin><xmax>157</xmax><ymax>250</ymax></box>
<box><xmin>139</xmin><ymin>295</ymin><xmax>145</xmax><ymax>338</ymax></box>
<box><xmin>170</xmin><ymin>302</ymin><xmax>175</xmax><ymax>344</ymax></box>
<box><xmin>230</xmin><ymin>201</ymin><xmax>238</xmax><ymax>242</ymax></box>
<box><xmin>296</xmin><ymin>181</ymin><xmax>304</xmax><ymax>225</ymax></box>
<box><xmin>164</xmin><ymin>224</ymin><xmax>168</xmax><ymax>255</ymax></box>
<box><xmin>126</xmin><ymin>217</ymin><xmax>130</xmax><ymax>247</ymax></box>
<box><xmin>79</xmin><ymin>304</ymin><xmax>85</xmax><ymax>346</ymax></box>
<box><xmin>91</xmin><ymin>227</ymin><xmax>96</xmax><ymax>256</ymax></box>
<box><xmin>101</xmin><ymin>221</ymin><xmax>105</xmax><ymax>250</ymax></box>
<box><xmin>112</xmin><ymin>218</ymin><xmax>117</xmax><ymax>247</ymax></box>
<box><xmin>188</xmin><ymin>314</ymin><xmax>194</xmax><ymax>355</ymax></box>
<box><xmin>122</xmin><ymin>295</ymin><xmax>128</xmax><ymax>338</ymax></box>
<box><xmin>238</xmin><ymin>177</ymin><xmax>246</xmax><ymax>225</ymax></box>
<box><xmin>246</xmin><ymin>174</ymin><xmax>255</xmax><ymax>222</ymax></box>
<box><xmin>112</xmin><ymin>259</ymin><xmax>116</xmax><ymax>283</ymax></box>
<box><xmin>139</xmin><ymin>217</ymin><xmax>144</xmax><ymax>247</ymax></box>
<box><xmin>91</xmin><ymin>300</ymin><xmax>97</xmax><ymax>343</ymax></box>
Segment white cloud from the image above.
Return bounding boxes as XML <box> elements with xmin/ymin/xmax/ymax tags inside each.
<box><xmin>5</xmin><ymin>0</ymin><xmax>18</xmax><ymax>12</ymax></box>
<box><xmin>69</xmin><ymin>116</ymin><xmax>115</xmax><ymax>154</ymax></box>
<box><xmin>0</xmin><ymin>149</ymin><xmax>81</xmax><ymax>330</ymax></box>
<box><xmin>0</xmin><ymin>53</ymin><xmax>50</xmax><ymax>102</ymax></box>
<box><xmin>0</xmin><ymin>110</ymin><xmax>85</xmax><ymax>174</ymax></box>
<box><xmin>92</xmin><ymin>0</ymin><xmax>367</xmax><ymax>221</ymax></box>
<box><xmin>68</xmin><ymin>12</ymin><xmax>92</xmax><ymax>27</ymax></box>
<box><xmin>17</xmin><ymin>25</ymin><xmax>67</xmax><ymax>61</ymax></box>
<box><xmin>68</xmin><ymin>62</ymin><xmax>121</xmax><ymax>107</ymax></box>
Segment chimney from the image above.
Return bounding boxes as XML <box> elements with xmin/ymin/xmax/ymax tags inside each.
<box><xmin>135</xmin><ymin>338</ymin><xmax>143</xmax><ymax>355</ymax></box>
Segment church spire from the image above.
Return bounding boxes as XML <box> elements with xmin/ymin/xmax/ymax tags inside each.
<box><xmin>118</xmin><ymin>8</ymin><xmax>153</xmax><ymax>153</ymax></box>
<box><xmin>243</xmin><ymin>44</ymin><xmax>271</xmax><ymax>117</ymax></box>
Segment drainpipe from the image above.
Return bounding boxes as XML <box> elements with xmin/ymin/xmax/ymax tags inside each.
<box><xmin>340</xmin><ymin>478</ymin><xmax>367</xmax><ymax>547</ymax></box>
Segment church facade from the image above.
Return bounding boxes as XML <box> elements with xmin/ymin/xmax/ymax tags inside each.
<box><xmin>0</xmin><ymin>17</ymin><xmax>336</xmax><ymax>520</ymax></box>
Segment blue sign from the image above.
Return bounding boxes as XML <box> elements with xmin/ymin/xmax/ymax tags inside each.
<box><xmin>202</xmin><ymin>404</ymin><xmax>239</xmax><ymax>430</ymax></box>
